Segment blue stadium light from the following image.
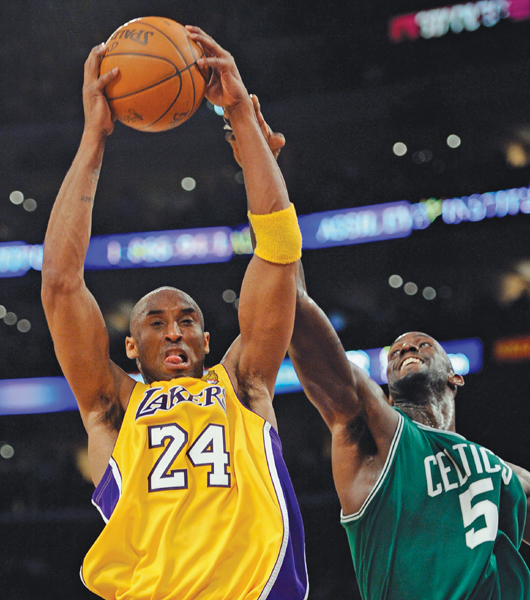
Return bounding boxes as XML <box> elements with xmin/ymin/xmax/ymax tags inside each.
<box><xmin>2</xmin><ymin>185</ymin><xmax>530</xmax><ymax>278</ymax></box>
<box><xmin>0</xmin><ymin>338</ymin><xmax>483</xmax><ymax>414</ymax></box>
<box><xmin>299</xmin><ymin>201</ymin><xmax>413</xmax><ymax>249</ymax></box>
<box><xmin>0</xmin><ymin>242</ymin><xmax>43</xmax><ymax>278</ymax></box>
<box><xmin>86</xmin><ymin>226</ymin><xmax>234</xmax><ymax>269</ymax></box>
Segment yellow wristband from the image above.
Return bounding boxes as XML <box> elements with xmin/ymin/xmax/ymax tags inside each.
<box><xmin>248</xmin><ymin>203</ymin><xmax>302</xmax><ymax>265</ymax></box>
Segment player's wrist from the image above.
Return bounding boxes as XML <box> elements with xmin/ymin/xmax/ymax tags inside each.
<box><xmin>223</xmin><ymin>97</ymin><xmax>254</xmax><ymax>123</ymax></box>
<box><xmin>248</xmin><ymin>203</ymin><xmax>302</xmax><ymax>265</ymax></box>
<box><xmin>81</xmin><ymin>124</ymin><xmax>111</xmax><ymax>145</ymax></box>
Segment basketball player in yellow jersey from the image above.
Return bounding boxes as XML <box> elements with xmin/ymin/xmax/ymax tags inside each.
<box><xmin>41</xmin><ymin>26</ymin><xmax>308</xmax><ymax>600</ymax></box>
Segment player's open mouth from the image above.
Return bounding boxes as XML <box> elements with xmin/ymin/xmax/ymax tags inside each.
<box><xmin>399</xmin><ymin>356</ymin><xmax>423</xmax><ymax>370</ymax></box>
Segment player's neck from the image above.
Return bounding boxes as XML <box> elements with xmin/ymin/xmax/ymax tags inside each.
<box><xmin>395</xmin><ymin>397</ymin><xmax>456</xmax><ymax>431</ymax></box>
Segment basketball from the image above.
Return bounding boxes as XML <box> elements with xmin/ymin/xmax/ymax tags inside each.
<box><xmin>100</xmin><ymin>17</ymin><xmax>209</xmax><ymax>132</ymax></box>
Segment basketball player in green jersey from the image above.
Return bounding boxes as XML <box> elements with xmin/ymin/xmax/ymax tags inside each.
<box><xmin>232</xmin><ymin>103</ymin><xmax>530</xmax><ymax>599</ymax></box>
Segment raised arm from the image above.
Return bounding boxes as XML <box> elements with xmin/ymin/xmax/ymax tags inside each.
<box><xmin>41</xmin><ymin>45</ymin><xmax>135</xmax><ymax>483</ymax></box>
<box><xmin>288</xmin><ymin>267</ymin><xmax>399</xmax><ymax>510</ymax></box>
<box><xmin>187</xmin><ymin>28</ymin><xmax>301</xmax><ymax>428</ymax></box>
<box><xmin>289</xmin><ymin>266</ymin><xmax>394</xmax><ymax>425</ymax></box>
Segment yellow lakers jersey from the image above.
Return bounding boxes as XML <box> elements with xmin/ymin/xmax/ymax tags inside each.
<box><xmin>81</xmin><ymin>365</ymin><xmax>308</xmax><ymax>600</ymax></box>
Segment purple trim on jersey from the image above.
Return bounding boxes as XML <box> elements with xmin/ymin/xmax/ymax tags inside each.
<box><xmin>266</xmin><ymin>426</ymin><xmax>309</xmax><ymax>600</ymax></box>
<box><xmin>92</xmin><ymin>459</ymin><xmax>121</xmax><ymax>523</ymax></box>
<box><xmin>217</xmin><ymin>364</ymin><xmax>308</xmax><ymax>598</ymax></box>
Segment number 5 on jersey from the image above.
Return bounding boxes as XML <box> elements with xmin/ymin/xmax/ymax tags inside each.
<box><xmin>148</xmin><ymin>423</ymin><xmax>231</xmax><ymax>491</ymax></box>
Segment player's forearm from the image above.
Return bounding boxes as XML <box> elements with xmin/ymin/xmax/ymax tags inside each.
<box><xmin>42</xmin><ymin>129</ymin><xmax>106</xmax><ymax>290</ymax></box>
<box><xmin>224</xmin><ymin>100</ymin><xmax>289</xmax><ymax>215</ymax></box>
<box><xmin>289</xmin><ymin>292</ymin><xmax>362</xmax><ymax>424</ymax></box>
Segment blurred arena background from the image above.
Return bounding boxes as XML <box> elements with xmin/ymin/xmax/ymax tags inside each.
<box><xmin>1</xmin><ymin>0</ymin><xmax>530</xmax><ymax>598</ymax></box>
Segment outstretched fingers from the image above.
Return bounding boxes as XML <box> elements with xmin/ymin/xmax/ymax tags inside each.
<box><xmin>251</xmin><ymin>95</ymin><xmax>286</xmax><ymax>159</ymax></box>
<box><xmin>185</xmin><ymin>25</ymin><xmax>228</xmax><ymax>58</ymax></box>
<box><xmin>185</xmin><ymin>25</ymin><xmax>251</xmax><ymax>110</ymax></box>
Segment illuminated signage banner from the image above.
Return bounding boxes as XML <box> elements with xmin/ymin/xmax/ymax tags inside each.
<box><xmin>493</xmin><ymin>335</ymin><xmax>530</xmax><ymax>361</ymax></box>
<box><xmin>0</xmin><ymin>338</ymin><xmax>483</xmax><ymax>414</ymax></box>
<box><xmin>86</xmin><ymin>226</ymin><xmax>234</xmax><ymax>270</ymax></box>
<box><xmin>344</xmin><ymin>337</ymin><xmax>483</xmax><ymax>386</ymax></box>
<box><xmin>2</xmin><ymin>185</ymin><xmax>529</xmax><ymax>278</ymax></box>
<box><xmin>0</xmin><ymin>241</ymin><xmax>43</xmax><ymax>278</ymax></box>
<box><xmin>389</xmin><ymin>0</ymin><xmax>530</xmax><ymax>43</ymax></box>
<box><xmin>298</xmin><ymin>201</ymin><xmax>413</xmax><ymax>249</ymax></box>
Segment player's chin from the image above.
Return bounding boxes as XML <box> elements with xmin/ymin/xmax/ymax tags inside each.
<box><xmin>164</xmin><ymin>361</ymin><xmax>191</xmax><ymax>373</ymax></box>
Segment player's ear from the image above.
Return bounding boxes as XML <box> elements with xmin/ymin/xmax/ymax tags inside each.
<box><xmin>203</xmin><ymin>332</ymin><xmax>210</xmax><ymax>355</ymax></box>
<box><xmin>126</xmin><ymin>336</ymin><xmax>139</xmax><ymax>359</ymax></box>
<box><xmin>388</xmin><ymin>394</ymin><xmax>394</xmax><ymax>406</ymax></box>
<box><xmin>449</xmin><ymin>373</ymin><xmax>465</xmax><ymax>388</ymax></box>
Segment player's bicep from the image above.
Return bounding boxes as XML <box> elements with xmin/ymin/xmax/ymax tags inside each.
<box><xmin>42</xmin><ymin>282</ymin><xmax>128</xmax><ymax>416</ymax></box>
<box><xmin>235</xmin><ymin>255</ymin><xmax>298</xmax><ymax>396</ymax></box>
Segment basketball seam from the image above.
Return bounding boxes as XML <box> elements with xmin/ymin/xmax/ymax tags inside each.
<box><xmin>138</xmin><ymin>21</ymin><xmax>199</xmax><ymax>121</ymax></box>
<box><xmin>184</xmin><ymin>33</ymin><xmax>208</xmax><ymax>108</ymax></box>
<box><xmin>103</xmin><ymin>54</ymin><xmax>182</xmax><ymax>100</ymax></box>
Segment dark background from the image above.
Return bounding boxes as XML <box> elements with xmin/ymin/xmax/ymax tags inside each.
<box><xmin>1</xmin><ymin>1</ymin><xmax>530</xmax><ymax>598</ymax></box>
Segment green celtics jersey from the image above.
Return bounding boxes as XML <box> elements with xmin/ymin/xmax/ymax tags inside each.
<box><xmin>341</xmin><ymin>409</ymin><xmax>529</xmax><ymax>600</ymax></box>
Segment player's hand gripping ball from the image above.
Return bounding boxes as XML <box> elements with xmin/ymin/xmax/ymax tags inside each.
<box><xmin>99</xmin><ymin>17</ymin><xmax>209</xmax><ymax>132</ymax></box>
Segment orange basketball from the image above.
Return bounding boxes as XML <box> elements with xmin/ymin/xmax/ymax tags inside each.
<box><xmin>100</xmin><ymin>17</ymin><xmax>209</xmax><ymax>133</ymax></box>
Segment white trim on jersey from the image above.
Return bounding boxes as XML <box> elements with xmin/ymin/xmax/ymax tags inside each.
<box><xmin>91</xmin><ymin>456</ymin><xmax>123</xmax><ymax>524</ymax></box>
<box><xmin>258</xmin><ymin>422</ymin><xmax>292</xmax><ymax>600</ymax></box>
<box><xmin>109</xmin><ymin>455</ymin><xmax>123</xmax><ymax>495</ymax></box>
<box><xmin>341</xmin><ymin>412</ymin><xmax>405</xmax><ymax>523</ymax></box>
<box><xmin>414</xmin><ymin>420</ymin><xmax>466</xmax><ymax>440</ymax></box>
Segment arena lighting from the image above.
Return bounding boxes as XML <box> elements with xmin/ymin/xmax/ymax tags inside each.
<box><xmin>389</xmin><ymin>274</ymin><xmax>403</xmax><ymax>288</ymax></box>
<box><xmin>222</xmin><ymin>289</ymin><xmax>237</xmax><ymax>303</ymax></box>
<box><xmin>404</xmin><ymin>282</ymin><xmax>419</xmax><ymax>295</ymax></box>
<box><xmin>0</xmin><ymin>443</ymin><xmax>15</xmax><ymax>459</ymax></box>
<box><xmin>447</xmin><ymin>134</ymin><xmax>462</xmax><ymax>149</ymax></box>
<box><xmin>389</xmin><ymin>0</ymin><xmax>530</xmax><ymax>43</ymax></box>
<box><xmin>181</xmin><ymin>177</ymin><xmax>196</xmax><ymax>191</ymax></box>
<box><xmin>2</xmin><ymin>183</ymin><xmax>530</xmax><ymax>278</ymax></box>
<box><xmin>9</xmin><ymin>191</ymin><xmax>24</xmax><ymax>205</ymax></box>
<box><xmin>393</xmin><ymin>142</ymin><xmax>408</xmax><ymax>156</ymax></box>
<box><xmin>493</xmin><ymin>335</ymin><xmax>530</xmax><ymax>361</ymax></box>
<box><xmin>0</xmin><ymin>338</ymin><xmax>483</xmax><ymax>415</ymax></box>
<box><xmin>3</xmin><ymin>312</ymin><xmax>17</xmax><ymax>326</ymax></box>
<box><xmin>22</xmin><ymin>198</ymin><xmax>37</xmax><ymax>212</ymax></box>
<box><xmin>423</xmin><ymin>286</ymin><xmax>437</xmax><ymax>300</ymax></box>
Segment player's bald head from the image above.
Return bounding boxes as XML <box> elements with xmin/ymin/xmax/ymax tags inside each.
<box><xmin>129</xmin><ymin>287</ymin><xmax>204</xmax><ymax>337</ymax></box>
